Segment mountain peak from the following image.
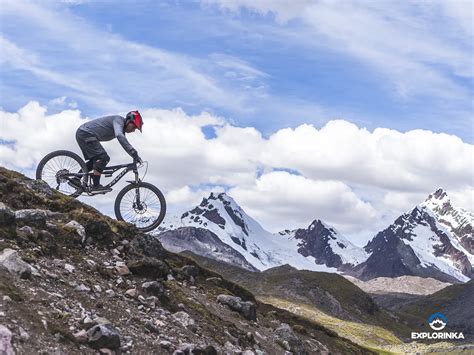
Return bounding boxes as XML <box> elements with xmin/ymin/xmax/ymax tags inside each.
<box><xmin>422</xmin><ymin>188</ymin><xmax>451</xmax><ymax>212</ymax></box>
<box><xmin>426</xmin><ymin>188</ymin><xmax>449</xmax><ymax>202</ymax></box>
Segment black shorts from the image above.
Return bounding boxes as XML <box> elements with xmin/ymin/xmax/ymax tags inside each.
<box><xmin>75</xmin><ymin>129</ymin><xmax>107</xmax><ymax>161</ymax></box>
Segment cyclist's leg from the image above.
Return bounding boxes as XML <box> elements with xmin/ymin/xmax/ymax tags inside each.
<box><xmin>91</xmin><ymin>151</ymin><xmax>110</xmax><ymax>187</ymax></box>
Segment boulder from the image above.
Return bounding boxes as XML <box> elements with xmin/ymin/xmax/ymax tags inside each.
<box><xmin>217</xmin><ymin>295</ymin><xmax>257</xmax><ymax>321</ymax></box>
<box><xmin>172</xmin><ymin>311</ymin><xmax>195</xmax><ymax>327</ymax></box>
<box><xmin>130</xmin><ymin>234</ymin><xmax>166</xmax><ymax>258</ymax></box>
<box><xmin>0</xmin><ymin>325</ymin><xmax>14</xmax><ymax>355</ymax></box>
<box><xmin>0</xmin><ymin>203</ymin><xmax>15</xmax><ymax>227</ymax></box>
<box><xmin>0</xmin><ymin>248</ymin><xmax>37</xmax><ymax>279</ymax></box>
<box><xmin>274</xmin><ymin>323</ymin><xmax>306</xmax><ymax>355</ymax></box>
<box><xmin>87</xmin><ymin>324</ymin><xmax>121</xmax><ymax>350</ymax></box>
<box><xmin>141</xmin><ymin>281</ymin><xmax>165</xmax><ymax>297</ymax></box>
<box><xmin>14</xmin><ymin>209</ymin><xmax>48</xmax><ymax>228</ymax></box>
<box><xmin>18</xmin><ymin>178</ymin><xmax>53</xmax><ymax>196</ymax></box>
<box><xmin>0</xmin><ymin>203</ymin><xmax>16</xmax><ymax>239</ymax></box>
<box><xmin>127</xmin><ymin>257</ymin><xmax>169</xmax><ymax>278</ymax></box>
<box><xmin>64</xmin><ymin>220</ymin><xmax>86</xmax><ymax>241</ymax></box>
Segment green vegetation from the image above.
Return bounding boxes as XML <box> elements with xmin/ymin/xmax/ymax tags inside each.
<box><xmin>259</xmin><ymin>296</ymin><xmax>403</xmax><ymax>350</ymax></box>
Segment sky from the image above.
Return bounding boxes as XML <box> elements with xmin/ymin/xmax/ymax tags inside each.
<box><xmin>0</xmin><ymin>0</ymin><xmax>473</xmax><ymax>246</ymax></box>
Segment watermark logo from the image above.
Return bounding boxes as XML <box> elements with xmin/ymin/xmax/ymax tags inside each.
<box><xmin>411</xmin><ymin>312</ymin><xmax>464</xmax><ymax>340</ymax></box>
<box><xmin>428</xmin><ymin>313</ymin><xmax>447</xmax><ymax>331</ymax></box>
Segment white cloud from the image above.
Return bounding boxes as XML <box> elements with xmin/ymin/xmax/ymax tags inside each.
<box><xmin>229</xmin><ymin>171</ymin><xmax>377</xmax><ymax>233</ymax></box>
<box><xmin>1</xmin><ymin>102</ymin><xmax>472</xmax><ymax>241</ymax></box>
<box><xmin>262</xmin><ymin>120</ymin><xmax>474</xmax><ymax>193</ymax></box>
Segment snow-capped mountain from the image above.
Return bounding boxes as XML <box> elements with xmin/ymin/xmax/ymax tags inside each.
<box><xmin>154</xmin><ymin>192</ymin><xmax>363</xmax><ymax>273</ymax></box>
<box><xmin>277</xmin><ymin>220</ymin><xmax>368</xmax><ymax>270</ymax></box>
<box><xmin>351</xmin><ymin>189</ymin><xmax>472</xmax><ymax>283</ymax></box>
<box><xmin>421</xmin><ymin>188</ymin><xmax>473</xmax><ymax>260</ymax></box>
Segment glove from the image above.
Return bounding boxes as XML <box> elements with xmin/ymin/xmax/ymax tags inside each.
<box><xmin>131</xmin><ymin>150</ymin><xmax>142</xmax><ymax>163</ymax></box>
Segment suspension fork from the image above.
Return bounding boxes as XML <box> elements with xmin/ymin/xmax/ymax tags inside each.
<box><xmin>133</xmin><ymin>169</ymin><xmax>142</xmax><ymax>207</ymax></box>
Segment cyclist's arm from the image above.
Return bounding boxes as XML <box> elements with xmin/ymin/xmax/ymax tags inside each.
<box><xmin>113</xmin><ymin>118</ymin><xmax>138</xmax><ymax>158</ymax></box>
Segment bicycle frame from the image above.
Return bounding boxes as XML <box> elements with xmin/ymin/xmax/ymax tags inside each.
<box><xmin>67</xmin><ymin>161</ymin><xmax>141</xmax><ymax>196</ymax></box>
<box><xmin>101</xmin><ymin>162</ymin><xmax>141</xmax><ymax>189</ymax></box>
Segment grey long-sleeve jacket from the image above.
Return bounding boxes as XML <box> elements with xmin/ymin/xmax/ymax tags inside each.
<box><xmin>78</xmin><ymin>115</ymin><xmax>137</xmax><ymax>157</ymax></box>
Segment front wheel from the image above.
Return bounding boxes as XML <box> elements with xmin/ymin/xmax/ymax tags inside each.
<box><xmin>114</xmin><ymin>182</ymin><xmax>166</xmax><ymax>232</ymax></box>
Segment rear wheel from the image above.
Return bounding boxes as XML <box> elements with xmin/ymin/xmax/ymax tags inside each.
<box><xmin>36</xmin><ymin>150</ymin><xmax>87</xmax><ymax>198</ymax></box>
<box><xmin>114</xmin><ymin>182</ymin><xmax>166</xmax><ymax>232</ymax></box>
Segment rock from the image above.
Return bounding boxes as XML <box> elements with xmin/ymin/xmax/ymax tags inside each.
<box><xmin>217</xmin><ymin>295</ymin><xmax>257</xmax><ymax>321</ymax></box>
<box><xmin>105</xmin><ymin>289</ymin><xmax>115</xmax><ymax>297</ymax></box>
<box><xmin>17</xmin><ymin>226</ymin><xmax>34</xmax><ymax>236</ymax></box>
<box><xmin>130</xmin><ymin>234</ymin><xmax>166</xmax><ymax>258</ymax></box>
<box><xmin>224</xmin><ymin>341</ymin><xmax>240</xmax><ymax>353</ymax></box>
<box><xmin>95</xmin><ymin>317</ymin><xmax>111</xmax><ymax>325</ymax></box>
<box><xmin>73</xmin><ymin>329</ymin><xmax>88</xmax><ymax>343</ymax></box>
<box><xmin>84</xmin><ymin>219</ymin><xmax>113</xmax><ymax>242</ymax></box>
<box><xmin>0</xmin><ymin>203</ymin><xmax>16</xmax><ymax>239</ymax></box>
<box><xmin>181</xmin><ymin>265</ymin><xmax>199</xmax><ymax>278</ymax></box>
<box><xmin>64</xmin><ymin>220</ymin><xmax>86</xmax><ymax>242</ymax></box>
<box><xmin>18</xmin><ymin>178</ymin><xmax>53</xmax><ymax>196</ymax></box>
<box><xmin>0</xmin><ymin>325</ymin><xmax>14</xmax><ymax>355</ymax></box>
<box><xmin>127</xmin><ymin>257</ymin><xmax>169</xmax><ymax>278</ymax></box>
<box><xmin>76</xmin><ymin>284</ymin><xmax>91</xmax><ymax>292</ymax></box>
<box><xmin>160</xmin><ymin>340</ymin><xmax>173</xmax><ymax>349</ymax></box>
<box><xmin>145</xmin><ymin>320</ymin><xmax>160</xmax><ymax>334</ymax></box>
<box><xmin>115</xmin><ymin>265</ymin><xmax>130</xmax><ymax>276</ymax></box>
<box><xmin>64</xmin><ymin>263</ymin><xmax>75</xmax><ymax>273</ymax></box>
<box><xmin>0</xmin><ymin>203</ymin><xmax>15</xmax><ymax>227</ymax></box>
<box><xmin>242</xmin><ymin>350</ymin><xmax>255</xmax><ymax>355</ymax></box>
<box><xmin>125</xmin><ymin>288</ymin><xmax>138</xmax><ymax>298</ymax></box>
<box><xmin>87</xmin><ymin>324</ymin><xmax>121</xmax><ymax>350</ymax></box>
<box><xmin>202</xmin><ymin>345</ymin><xmax>218</xmax><ymax>355</ymax></box>
<box><xmin>172</xmin><ymin>311</ymin><xmax>195</xmax><ymax>327</ymax></box>
<box><xmin>175</xmin><ymin>343</ymin><xmax>196</xmax><ymax>354</ymax></box>
<box><xmin>98</xmin><ymin>348</ymin><xmax>115</xmax><ymax>355</ymax></box>
<box><xmin>0</xmin><ymin>248</ymin><xmax>37</xmax><ymax>279</ymax></box>
<box><xmin>14</xmin><ymin>209</ymin><xmax>48</xmax><ymax>228</ymax></box>
<box><xmin>274</xmin><ymin>323</ymin><xmax>306</xmax><ymax>355</ymax></box>
<box><xmin>37</xmin><ymin>230</ymin><xmax>58</xmax><ymax>254</ymax></box>
<box><xmin>19</xmin><ymin>326</ymin><xmax>30</xmax><ymax>341</ymax></box>
<box><xmin>141</xmin><ymin>281</ymin><xmax>165</xmax><ymax>297</ymax></box>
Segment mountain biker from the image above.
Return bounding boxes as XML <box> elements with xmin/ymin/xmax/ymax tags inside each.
<box><xmin>73</xmin><ymin>111</ymin><xmax>143</xmax><ymax>192</ymax></box>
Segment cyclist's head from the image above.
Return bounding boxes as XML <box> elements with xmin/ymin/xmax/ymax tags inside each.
<box><xmin>125</xmin><ymin>110</ymin><xmax>143</xmax><ymax>132</ymax></box>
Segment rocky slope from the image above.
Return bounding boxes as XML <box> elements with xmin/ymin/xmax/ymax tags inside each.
<box><xmin>0</xmin><ymin>166</ymin><xmax>372</xmax><ymax>354</ymax></box>
<box><xmin>398</xmin><ymin>280</ymin><xmax>474</xmax><ymax>341</ymax></box>
<box><xmin>351</xmin><ymin>190</ymin><xmax>472</xmax><ymax>283</ymax></box>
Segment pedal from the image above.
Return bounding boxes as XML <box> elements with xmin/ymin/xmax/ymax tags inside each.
<box><xmin>88</xmin><ymin>188</ymin><xmax>113</xmax><ymax>195</ymax></box>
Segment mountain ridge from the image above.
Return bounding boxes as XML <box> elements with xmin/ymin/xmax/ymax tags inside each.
<box><xmin>155</xmin><ymin>189</ymin><xmax>472</xmax><ymax>283</ymax></box>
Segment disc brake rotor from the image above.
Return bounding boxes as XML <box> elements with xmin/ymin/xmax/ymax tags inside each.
<box><xmin>133</xmin><ymin>201</ymin><xmax>148</xmax><ymax>214</ymax></box>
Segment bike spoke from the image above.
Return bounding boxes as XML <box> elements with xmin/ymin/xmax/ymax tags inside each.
<box><xmin>118</xmin><ymin>186</ymin><xmax>163</xmax><ymax>229</ymax></box>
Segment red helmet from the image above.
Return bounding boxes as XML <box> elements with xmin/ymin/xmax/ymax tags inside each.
<box><xmin>125</xmin><ymin>110</ymin><xmax>143</xmax><ymax>132</ymax></box>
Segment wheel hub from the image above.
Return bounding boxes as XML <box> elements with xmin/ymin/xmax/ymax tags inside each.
<box><xmin>56</xmin><ymin>169</ymin><xmax>70</xmax><ymax>184</ymax></box>
<box><xmin>133</xmin><ymin>201</ymin><xmax>147</xmax><ymax>214</ymax></box>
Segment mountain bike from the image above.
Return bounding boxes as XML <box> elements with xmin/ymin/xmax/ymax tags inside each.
<box><xmin>35</xmin><ymin>150</ymin><xmax>166</xmax><ymax>232</ymax></box>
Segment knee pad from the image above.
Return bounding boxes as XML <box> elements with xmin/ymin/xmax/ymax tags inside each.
<box><xmin>93</xmin><ymin>153</ymin><xmax>110</xmax><ymax>173</ymax></box>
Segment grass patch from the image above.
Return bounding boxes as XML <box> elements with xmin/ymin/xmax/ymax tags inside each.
<box><xmin>259</xmin><ymin>296</ymin><xmax>403</xmax><ymax>349</ymax></box>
